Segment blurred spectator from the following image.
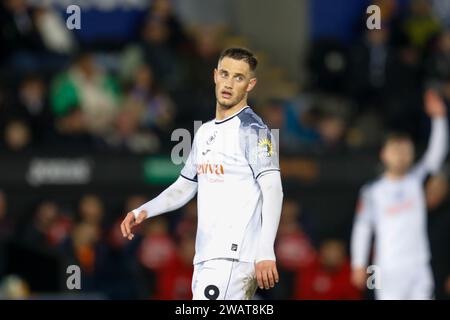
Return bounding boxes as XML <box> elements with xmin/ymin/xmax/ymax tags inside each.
<box><xmin>0</xmin><ymin>275</ymin><xmax>30</xmax><ymax>299</ymax></box>
<box><xmin>372</xmin><ymin>0</ymin><xmax>401</xmax><ymax>26</ymax></box>
<box><xmin>260</xmin><ymin>98</ymin><xmax>321</xmax><ymax>152</ymax></box>
<box><xmin>3</xmin><ymin>119</ymin><xmax>31</xmax><ymax>152</ymax></box>
<box><xmin>347</xmin><ymin>111</ymin><xmax>385</xmax><ymax>148</ymax></box>
<box><xmin>153</xmin><ymin>235</ymin><xmax>195</xmax><ymax>299</ymax></box>
<box><xmin>0</xmin><ymin>191</ymin><xmax>13</xmax><ymax>277</ymax></box>
<box><xmin>294</xmin><ymin>239</ymin><xmax>361</xmax><ymax>300</ymax></box>
<box><xmin>20</xmin><ymin>200</ymin><xmax>59</xmax><ymax>252</ymax></box>
<box><xmin>432</xmin><ymin>0</ymin><xmax>450</xmax><ymax>27</ymax></box>
<box><xmin>317</xmin><ymin>113</ymin><xmax>347</xmax><ymax>149</ymax></box>
<box><xmin>138</xmin><ymin>216</ymin><xmax>177</xmax><ymax>271</ymax></box>
<box><xmin>0</xmin><ymin>0</ymin><xmax>45</xmax><ymax>65</ymax></box>
<box><xmin>182</xmin><ymin>26</ymin><xmax>223</xmax><ymax>122</ymax></box>
<box><xmin>271</xmin><ymin>198</ymin><xmax>316</xmax><ymax>299</ymax></box>
<box><xmin>50</xmin><ymin>52</ymin><xmax>122</xmax><ymax>138</ymax></box>
<box><xmin>383</xmin><ymin>42</ymin><xmax>423</xmax><ymax>138</ymax></box>
<box><xmin>108</xmin><ymin>64</ymin><xmax>175</xmax><ymax>153</ymax></box>
<box><xmin>445</xmin><ymin>275</ymin><xmax>450</xmax><ymax>299</ymax></box>
<box><xmin>347</xmin><ymin>28</ymin><xmax>391</xmax><ymax>111</ymax></box>
<box><xmin>137</xmin><ymin>216</ymin><xmax>177</xmax><ymax>297</ymax></box>
<box><xmin>276</xmin><ymin>199</ymin><xmax>316</xmax><ymax>271</ymax></box>
<box><xmin>78</xmin><ymin>194</ymin><xmax>105</xmax><ymax>227</ymax></box>
<box><xmin>139</xmin><ymin>16</ymin><xmax>183</xmax><ymax>91</ymax></box>
<box><xmin>176</xmin><ymin>200</ymin><xmax>197</xmax><ymax>239</ymax></box>
<box><xmin>147</xmin><ymin>0</ymin><xmax>191</xmax><ymax>52</ymax></box>
<box><xmin>0</xmin><ymin>191</ymin><xmax>13</xmax><ymax>239</ymax></box>
<box><xmin>313</xmin><ymin>95</ymin><xmax>351</xmax><ymax>150</ymax></box>
<box><xmin>425</xmin><ymin>30</ymin><xmax>450</xmax><ymax>84</ymax></box>
<box><xmin>60</xmin><ymin>221</ymin><xmax>109</xmax><ymax>293</ymax></box>
<box><xmin>104</xmin><ymin>108</ymin><xmax>160</xmax><ymax>154</ymax></box>
<box><xmin>0</xmin><ymin>0</ymin><xmax>73</xmax><ymax>74</ymax></box>
<box><xmin>33</xmin><ymin>5</ymin><xmax>76</xmax><ymax>55</ymax></box>
<box><xmin>46</xmin><ymin>210</ymin><xmax>72</xmax><ymax>248</ymax></box>
<box><xmin>50</xmin><ymin>107</ymin><xmax>94</xmax><ymax>149</ymax></box>
<box><xmin>4</xmin><ymin>75</ymin><xmax>54</xmax><ymax>145</ymax></box>
<box><xmin>307</xmin><ymin>38</ymin><xmax>349</xmax><ymax>94</ymax></box>
<box><xmin>393</xmin><ymin>0</ymin><xmax>441</xmax><ymax>50</ymax></box>
<box><xmin>426</xmin><ymin>174</ymin><xmax>450</xmax><ymax>299</ymax></box>
<box><xmin>125</xmin><ymin>64</ymin><xmax>176</xmax><ymax>133</ymax></box>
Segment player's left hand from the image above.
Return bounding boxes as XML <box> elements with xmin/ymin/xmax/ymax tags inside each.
<box><xmin>255</xmin><ymin>260</ymin><xmax>279</xmax><ymax>290</ymax></box>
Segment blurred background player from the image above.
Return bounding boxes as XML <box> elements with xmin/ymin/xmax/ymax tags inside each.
<box><xmin>351</xmin><ymin>89</ymin><xmax>449</xmax><ymax>300</ymax></box>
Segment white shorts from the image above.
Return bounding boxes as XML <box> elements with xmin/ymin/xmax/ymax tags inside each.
<box><xmin>375</xmin><ymin>264</ymin><xmax>434</xmax><ymax>300</ymax></box>
<box><xmin>192</xmin><ymin>258</ymin><xmax>257</xmax><ymax>300</ymax></box>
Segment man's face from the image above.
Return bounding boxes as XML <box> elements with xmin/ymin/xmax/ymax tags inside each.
<box><xmin>214</xmin><ymin>57</ymin><xmax>256</xmax><ymax>108</ymax></box>
<box><xmin>381</xmin><ymin>139</ymin><xmax>415</xmax><ymax>175</ymax></box>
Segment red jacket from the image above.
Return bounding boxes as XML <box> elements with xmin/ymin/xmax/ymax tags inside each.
<box><xmin>153</xmin><ymin>254</ymin><xmax>193</xmax><ymax>300</ymax></box>
<box><xmin>294</xmin><ymin>258</ymin><xmax>361</xmax><ymax>300</ymax></box>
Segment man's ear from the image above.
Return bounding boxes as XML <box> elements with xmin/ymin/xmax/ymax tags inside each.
<box><xmin>246</xmin><ymin>77</ymin><xmax>257</xmax><ymax>92</ymax></box>
<box><xmin>213</xmin><ymin>68</ymin><xmax>218</xmax><ymax>84</ymax></box>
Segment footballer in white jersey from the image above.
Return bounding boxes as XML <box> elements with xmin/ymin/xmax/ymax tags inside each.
<box><xmin>350</xmin><ymin>90</ymin><xmax>448</xmax><ymax>300</ymax></box>
<box><xmin>120</xmin><ymin>48</ymin><xmax>284</xmax><ymax>300</ymax></box>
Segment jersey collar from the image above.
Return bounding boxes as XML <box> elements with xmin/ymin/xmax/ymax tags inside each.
<box><xmin>214</xmin><ymin>106</ymin><xmax>250</xmax><ymax>125</ymax></box>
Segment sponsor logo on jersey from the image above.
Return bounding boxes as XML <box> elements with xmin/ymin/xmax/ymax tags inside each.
<box><xmin>196</xmin><ymin>163</ymin><xmax>224</xmax><ymax>176</ymax></box>
<box><xmin>386</xmin><ymin>198</ymin><xmax>415</xmax><ymax>215</ymax></box>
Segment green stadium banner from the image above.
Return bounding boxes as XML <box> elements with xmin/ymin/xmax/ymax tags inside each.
<box><xmin>143</xmin><ymin>157</ymin><xmax>183</xmax><ymax>185</ymax></box>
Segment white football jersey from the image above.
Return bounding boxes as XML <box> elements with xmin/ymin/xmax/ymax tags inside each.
<box><xmin>352</xmin><ymin>172</ymin><xmax>431</xmax><ymax>269</ymax></box>
<box><xmin>181</xmin><ymin>106</ymin><xmax>280</xmax><ymax>264</ymax></box>
<box><xmin>351</xmin><ymin>117</ymin><xmax>448</xmax><ymax>270</ymax></box>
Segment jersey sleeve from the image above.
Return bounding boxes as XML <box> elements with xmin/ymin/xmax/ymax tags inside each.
<box><xmin>410</xmin><ymin>117</ymin><xmax>448</xmax><ymax>181</ymax></box>
<box><xmin>243</xmin><ymin>126</ymin><xmax>280</xmax><ymax>179</ymax></box>
<box><xmin>350</xmin><ymin>185</ymin><xmax>375</xmax><ymax>269</ymax></box>
<box><xmin>180</xmin><ymin>131</ymin><xmax>198</xmax><ymax>182</ymax></box>
<box><xmin>256</xmin><ymin>171</ymin><xmax>284</xmax><ymax>262</ymax></box>
<box><xmin>133</xmin><ymin>176</ymin><xmax>197</xmax><ymax>219</ymax></box>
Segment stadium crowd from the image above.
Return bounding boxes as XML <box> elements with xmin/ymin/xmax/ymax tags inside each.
<box><xmin>0</xmin><ymin>0</ymin><xmax>449</xmax><ymax>299</ymax></box>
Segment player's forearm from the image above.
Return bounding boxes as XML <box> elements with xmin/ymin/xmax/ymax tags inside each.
<box><xmin>424</xmin><ymin>116</ymin><xmax>449</xmax><ymax>173</ymax></box>
<box><xmin>132</xmin><ymin>176</ymin><xmax>197</xmax><ymax>219</ymax></box>
<box><xmin>256</xmin><ymin>171</ymin><xmax>284</xmax><ymax>262</ymax></box>
<box><xmin>350</xmin><ymin>220</ymin><xmax>372</xmax><ymax>269</ymax></box>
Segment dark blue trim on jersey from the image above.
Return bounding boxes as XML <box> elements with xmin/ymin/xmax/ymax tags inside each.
<box><xmin>214</xmin><ymin>106</ymin><xmax>250</xmax><ymax>124</ymax></box>
<box><xmin>248</xmin><ymin>164</ymin><xmax>256</xmax><ymax>179</ymax></box>
<box><xmin>180</xmin><ymin>174</ymin><xmax>198</xmax><ymax>183</ymax></box>
<box><xmin>255</xmin><ymin>169</ymin><xmax>281</xmax><ymax>180</ymax></box>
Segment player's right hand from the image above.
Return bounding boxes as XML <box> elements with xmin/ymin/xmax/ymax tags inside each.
<box><xmin>120</xmin><ymin>210</ymin><xmax>147</xmax><ymax>240</ymax></box>
<box><xmin>255</xmin><ymin>260</ymin><xmax>279</xmax><ymax>290</ymax></box>
<box><xmin>351</xmin><ymin>267</ymin><xmax>367</xmax><ymax>290</ymax></box>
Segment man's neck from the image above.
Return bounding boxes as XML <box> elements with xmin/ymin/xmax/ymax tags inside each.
<box><xmin>215</xmin><ymin>100</ymin><xmax>248</xmax><ymax>121</ymax></box>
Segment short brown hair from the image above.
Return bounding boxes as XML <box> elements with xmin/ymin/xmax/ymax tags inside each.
<box><xmin>383</xmin><ymin>132</ymin><xmax>412</xmax><ymax>146</ymax></box>
<box><xmin>219</xmin><ymin>47</ymin><xmax>258</xmax><ymax>72</ymax></box>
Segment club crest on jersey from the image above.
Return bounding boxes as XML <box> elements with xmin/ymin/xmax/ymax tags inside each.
<box><xmin>258</xmin><ymin>138</ymin><xmax>273</xmax><ymax>157</ymax></box>
<box><xmin>206</xmin><ymin>131</ymin><xmax>218</xmax><ymax>145</ymax></box>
